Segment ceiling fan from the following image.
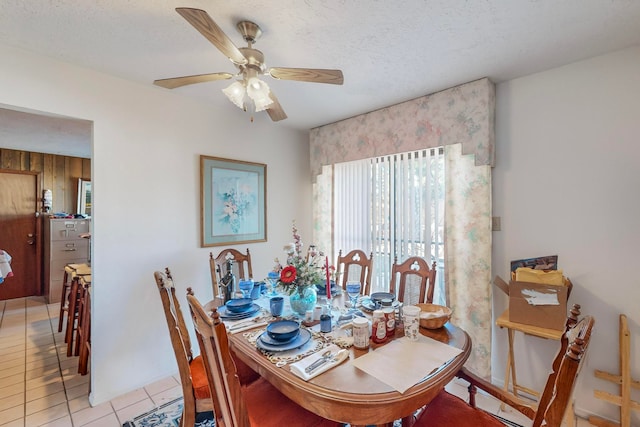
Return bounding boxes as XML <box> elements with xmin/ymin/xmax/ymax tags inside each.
<box><xmin>154</xmin><ymin>8</ymin><xmax>344</xmax><ymax>122</ymax></box>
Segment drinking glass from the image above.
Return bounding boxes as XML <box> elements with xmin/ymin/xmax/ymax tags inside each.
<box><xmin>269</xmin><ymin>296</ymin><xmax>284</xmax><ymax>317</ymax></box>
<box><xmin>266</xmin><ymin>271</ymin><xmax>280</xmax><ymax>296</ymax></box>
<box><xmin>238</xmin><ymin>279</ymin><xmax>254</xmax><ymax>299</ymax></box>
<box><xmin>345</xmin><ymin>281</ymin><xmax>362</xmax><ymax>311</ymax></box>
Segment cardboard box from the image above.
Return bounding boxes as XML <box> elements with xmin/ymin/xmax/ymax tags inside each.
<box><xmin>494</xmin><ymin>275</ymin><xmax>569</xmax><ymax>331</ymax></box>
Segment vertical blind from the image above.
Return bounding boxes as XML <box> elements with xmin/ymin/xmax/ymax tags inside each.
<box><xmin>333</xmin><ymin>148</ymin><xmax>445</xmax><ymax>303</ymax></box>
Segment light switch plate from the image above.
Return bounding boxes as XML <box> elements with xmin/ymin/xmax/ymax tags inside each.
<box><xmin>492</xmin><ymin>216</ymin><xmax>501</xmax><ymax>231</ymax></box>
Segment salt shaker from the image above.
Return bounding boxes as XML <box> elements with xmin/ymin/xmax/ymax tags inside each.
<box><xmin>320</xmin><ymin>314</ymin><xmax>332</xmax><ymax>333</ymax></box>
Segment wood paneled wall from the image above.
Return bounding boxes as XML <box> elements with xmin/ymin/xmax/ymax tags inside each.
<box><xmin>0</xmin><ymin>148</ymin><xmax>91</xmax><ymax>214</ymax></box>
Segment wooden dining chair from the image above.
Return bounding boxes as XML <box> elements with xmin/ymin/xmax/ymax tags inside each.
<box><xmin>153</xmin><ymin>268</ymin><xmax>213</xmax><ymax>427</ymax></box>
<box><xmin>389</xmin><ymin>256</ymin><xmax>437</xmax><ymax>305</ymax></box>
<box><xmin>412</xmin><ymin>306</ymin><xmax>594</xmax><ymax>427</ymax></box>
<box><xmin>336</xmin><ymin>249</ymin><xmax>374</xmax><ymax>295</ymax></box>
<box><xmin>185</xmin><ymin>289</ymin><xmax>341</xmax><ymax>427</ymax></box>
<box><xmin>210</xmin><ymin>248</ymin><xmax>253</xmax><ymax>293</ymax></box>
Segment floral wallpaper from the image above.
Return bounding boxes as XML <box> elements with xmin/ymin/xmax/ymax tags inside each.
<box><xmin>309</xmin><ymin>77</ymin><xmax>495</xmax><ymax>182</ymax></box>
<box><xmin>310</xmin><ymin>78</ymin><xmax>495</xmax><ymax>378</ymax></box>
<box><xmin>445</xmin><ymin>143</ymin><xmax>492</xmax><ymax>378</ymax></box>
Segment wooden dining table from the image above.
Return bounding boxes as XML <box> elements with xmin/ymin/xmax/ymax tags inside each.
<box><xmin>226</xmin><ymin>298</ymin><xmax>472</xmax><ymax>427</ymax></box>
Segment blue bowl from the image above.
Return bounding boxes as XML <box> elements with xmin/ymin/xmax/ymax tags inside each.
<box><xmin>225</xmin><ymin>298</ymin><xmax>253</xmax><ymax>313</ymax></box>
<box><xmin>266</xmin><ymin>320</ymin><xmax>300</xmax><ymax>342</ymax></box>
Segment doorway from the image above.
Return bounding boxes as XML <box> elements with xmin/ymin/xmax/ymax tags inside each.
<box><xmin>0</xmin><ymin>169</ymin><xmax>41</xmax><ymax>300</ymax></box>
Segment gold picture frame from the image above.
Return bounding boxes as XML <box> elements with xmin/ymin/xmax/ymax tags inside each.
<box><xmin>200</xmin><ymin>155</ymin><xmax>267</xmax><ymax>247</ymax></box>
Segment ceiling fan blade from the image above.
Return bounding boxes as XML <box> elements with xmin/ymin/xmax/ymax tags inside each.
<box><xmin>176</xmin><ymin>8</ymin><xmax>247</xmax><ymax>65</ymax></box>
<box><xmin>266</xmin><ymin>92</ymin><xmax>287</xmax><ymax>122</ymax></box>
<box><xmin>154</xmin><ymin>73</ymin><xmax>233</xmax><ymax>89</ymax></box>
<box><xmin>269</xmin><ymin>68</ymin><xmax>344</xmax><ymax>85</ymax></box>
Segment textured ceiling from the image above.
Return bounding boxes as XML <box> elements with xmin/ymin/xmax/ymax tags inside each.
<box><xmin>1</xmin><ymin>0</ymin><xmax>640</xmax><ymax>156</ymax></box>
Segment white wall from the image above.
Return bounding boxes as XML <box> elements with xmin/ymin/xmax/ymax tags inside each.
<box><xmin>493</xmin><ymin>45</ymin><xmax>640</xmax><ymax>422</ymax></box>
<box><xmin>0</xmin><ymin>43</ymin><xmax>314</xmax><ymax>404</ymax></box>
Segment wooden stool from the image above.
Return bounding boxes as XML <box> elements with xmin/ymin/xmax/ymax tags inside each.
<box><xmin>57</xmin><ymin>263</ymin><xmax>90</xmax><ymax>332</ymax></box>
<box><xmin>64</xmin><ymin>266</ymin><xmax>91</xmax><ymax>356</ymax></box>
<box><xmin>76</xmin><ymin>276</ymin><xmax>91</xmax><ymax>375</ymax></box>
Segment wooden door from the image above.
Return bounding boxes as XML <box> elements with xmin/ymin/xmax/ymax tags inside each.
<box><xmin>0</xmin><ymin>170</ymin><xmax>41</xmax><ymax>300</ymax></box>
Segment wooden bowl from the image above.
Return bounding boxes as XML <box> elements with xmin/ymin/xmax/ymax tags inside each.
<box><xmin>416</xmin><ymin>303</ymin><xmax>452</xmax><ymax>329</ymax></box>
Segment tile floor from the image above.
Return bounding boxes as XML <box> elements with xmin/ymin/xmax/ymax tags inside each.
<box><xmin>0</xmin><ymin>297</ymin><xmax>184</xmax><ymax>427</ymax></box>
<box><xmin>0</xmin><ymin>296</ymin><xmax>591</xmax><ymax>427</ymax></box>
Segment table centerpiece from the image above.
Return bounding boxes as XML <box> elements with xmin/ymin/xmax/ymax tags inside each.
<box><xmin>275</xmin><ymin>221</ymin><xmax>332</xmax><ymax>315</ymax></box>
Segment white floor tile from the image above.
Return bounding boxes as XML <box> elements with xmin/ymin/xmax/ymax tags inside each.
<box><xmin>25</xmin><ymin>365</ymin><xmax>59</xmax><ymax>381</ymax></box>
<box><xmin>0</xmin><ymin>392</ymin><xmax>24</xmax><ymax>412</ymax></box>
<box><xmin>65</xmin><ymin>383</ymin><xmax>90</xmax><ymax>401</ymax></box>
<box><xmin>0</xmin><ymin>382</ymin><xmax>25</xmax><ymax>400</ymax></box>
<box><xmin>25</xmin><ymin>381</ymin><xmax>64</xmax><ymax>402</ymax></box>
<box><xmin>68</xmin><ymin>395</ymin><xmax>91</xmax><ymax>414</ymax></box>
<box><xmin>38</xmin><ymin>416</ymin><xmax>72</xmax><ymax>427</ymax></box>
<box><xmin>0</xmin><ymin>357</ymin><xmax>25</xmax><ymax>371</ymax></box>
<box><xmin>24</xmin><ymin>402</ymin><xmax>69</xmax><ymax>427</ymax></box>
<box><xmin>70</xmin><ymin>402</ymin><xmax>114</xmax><ymax>426</ymax></box>
<box><xmin>143</xmin><ymin>376</ymin><xmax>180</xmax><ymax>397</ymax></box>
<box><xmin>25</xmin><ymin>391</ymin><xmax>67</xmax><ymax>416</ymax></box>
<box><xmin>0</xmin><ymin>373</ymin><xmax>26</xmax><ymax>387</ymax></box>
<box><xmin>80</xmin><ymin>413</ymin><xmax>121</xmax><ymax>427</ymax></box>
<box><xmin>0</xmin><ymin>404</ymin><xmax>24</xmax><ymax>425</ymax></box>
<box><xmin>149</xmin><ymin>385</ymin><xmax>182</xmax><ymax>407</ymax></box>
<box><xmin>25</xmin><ymin>372</ymin><xmax>63</xmax><ymax>391</ymax></box>
<box><xmin>109</xmin><ymin>388</ymin><xmax>149</xmax><ymax>411</ymax></box>
<box><xmin>115</xmin><ymin>398</ymin><xmax>155</xmax><ymax>425</ymax></box>
<box><xmin>0</xmin><ymin>418</ymin><xmax>25</xmax><ymax>427</ymax></box>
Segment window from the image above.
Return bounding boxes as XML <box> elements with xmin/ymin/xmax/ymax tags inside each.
<box><xmin>333</xmin><ymin>148</ymin><xmax>445</xmax><ymax>304</ymax></box>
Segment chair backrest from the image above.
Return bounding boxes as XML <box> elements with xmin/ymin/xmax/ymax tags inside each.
<box><xmin>210</xmin><ymin>249</ymin><xmax>253</xmax><ymax>293</ymax></box>
<box><xmin>336</xmin><ymin>249</ymin><xmax>373</xmax><ymax>295</ymax></box>
<box><xmin>389</xmin><ymin>256</ymin><xmax>437</xmax><ymax>305</ymax></box>
<box><xmin>153</xmin><ymin>268</ymin><xmax>198</xmax><ymax>425</ymax></box>
<box><xmin>533</xmin><ymin>308</ymin><xmax>595</xmax><ymax>427</ymax></box>
<box><xmin>187</xmin><ymin>290</ymin><xmax>249</xmax><ymax>427</ymax></box>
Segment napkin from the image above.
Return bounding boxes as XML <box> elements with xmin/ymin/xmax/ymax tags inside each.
<box><xmin>290</xmin><ymin>344</ymin><xmax>349</xmax><ymax>381</ymax></box>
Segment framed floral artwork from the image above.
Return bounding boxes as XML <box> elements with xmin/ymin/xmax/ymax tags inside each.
<box><xmin>200</xmin><ymin>155</ymin><xmax>267</xmax><ymax>247</ymax></box>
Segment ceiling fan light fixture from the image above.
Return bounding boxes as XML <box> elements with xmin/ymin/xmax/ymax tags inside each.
<box><xmin>253</xmin><ymin>95</ymin><xmax>273</xmax><ymax>112</ymax></box>
<box><xmin>246</xmin><ymin>77</ymin><xmax>272</xmax><ymax>103</ymax></box>
<box><xmin>222</xmin><ymin>81</ymin><xmax>246</xmax><ymax>109</ymax></box>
